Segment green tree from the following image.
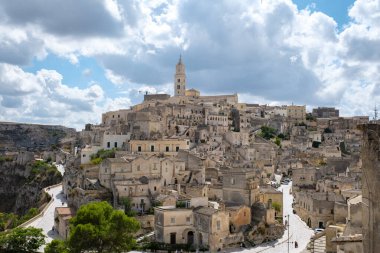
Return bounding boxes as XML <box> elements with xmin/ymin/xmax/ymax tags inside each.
<box><xmin>68</xmin><ymin>201</ymin><xmax>140</xmax><ymax>253</ymax></box>
<box><xmin>44</xmin><ymin>239</ymin><xmax>69</xmax><ymax>253</ymax></box>
<box><xmin>272</xmin><ymin>202</ymin><xmax>282</xmax><ymax>213</ymax></box>
<box><xmin>121</xmin><ymin>197</ymin><xmax>137</xmax><ymax>217</ymax></box>
<box><xmin>259</xmin><ymin>126</ymin><xmax>277</xmax><ymax>140</ymax></box>
<box><xmin>0</xmin><ymin>227</ymin><xmax>45</xmax><ymax>253</ymax></box>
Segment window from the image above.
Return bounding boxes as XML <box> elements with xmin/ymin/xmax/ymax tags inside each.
<box><xmin>137</xmin><ymin>146</ymin><xmax>141</xmax><ymax>152</ymax></box>
<box><xmin>151</xmin><ymin>145</ymin><xmax>155</xmax><ymax>152</ymax></box>
<box><xmin>231</xmin><ymin>178</ymin><xmax>235</xmax><ymax>185</ymax></box>
<box><xmin>177</xmin><ymin>79</ymin><xmax>180</xmax><ymax>82</ymax></box>
<box><xmin>107</xmin><ymin>142</ymin><xmax>110</xmax><ymax>148</ymax></box>
<box><xmin>176</xmin><ymin>146</ymin><xmax>179</xmax><ymax>152</ymax></box>
<box><xmin>154</xmin><ymin>186</ymin><xmax>157</xmax><ymax>191</ymax></box>
<box><xmin>177</xmin><ymin>85</ymin><xmax>180</xmax><ymax>89</ymax></box>
<box><xmin>114</xmin><ymin>142</ymin><xmax>117</xmax><ymax>148</ymax></box>
<box><xmin>217</xmin><ymin>220</ymin><xmax>221</xmax><ymax>230</ymax></box>
<box><xmin>137</xmin><ymin>165</ymin><xmax>140</xmax><ymax>171</ymax></box>
<box><xmin>82</xmin><ymin>154</ymin><xmax>86</xmax><ymax>157</ymax></box>
<box><xmin>186</xmin><ymin>217</ymin><xmax>191</xmax><ymax>222</ymax></box>
<box><xmin>166</xmin><ymin>146</ymin><xmax>170</xmax><ymax>152</ymax></box>
<box><xmin>153</xmin><ymin>163</ymin><xmax>157</xmax><ymax>170</ymax></box>
<box><xmin>171</xmin><ymin>217</ymin><xmax>176</xmax><ymax>223</ymax></box>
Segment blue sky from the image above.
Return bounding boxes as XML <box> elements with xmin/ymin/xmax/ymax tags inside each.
<box><xmin>293</xmin><ymin>0</ymin><xmax>356</xmax><ymax>28</ymax></box>
<box><xmin>0</xmin><ymin>0</ymin><xmax>379</xmax><ymax>129</ymax></box>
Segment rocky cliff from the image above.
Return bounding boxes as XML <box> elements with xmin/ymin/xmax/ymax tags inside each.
<box><xmin>0</xmin><ymin>156</ymin><xmax>62</xmax><ymax>215</ymax></box>
<box><xmin>0</xmin><ymin>122</ymin><xmax>78</xmax><ymax>215</ymax></box>
<box><xmin>0</xmin><ymin>122</ymin><xmax>77</xmax><ymax>152</ymax></box>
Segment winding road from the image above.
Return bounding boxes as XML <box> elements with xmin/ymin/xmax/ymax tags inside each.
<box><xmin>228</xmin><ymin>182</ymin><xmax>314</xmax><ymax>253</ymax></box>
<box><xmin>27</xmin><ymin>164</ymin><xmax>68</xmax><ymax>249</ymax></box>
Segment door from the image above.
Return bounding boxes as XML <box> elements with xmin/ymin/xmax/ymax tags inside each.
<box><xmin>170</xmin><ymin>232</ymin><xmax>176</xmax><ymax>244</ymax></box>
<box><xmin>187</xmin><ymin>231</ymin><xmax>194</xmax><ymax>245</ymax></box>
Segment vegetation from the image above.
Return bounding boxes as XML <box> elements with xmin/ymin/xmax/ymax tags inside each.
<box><xmin>259</xmin><ymin>126</ymin><xmax>277</xmax><ymax>140</ymax></box>
<box><xmin>90</xmin><ymin>149</ymin><xmax>116</xmax><ymax>165</ymax></box>
<box><xmin>0</xmin><ymin>227</ymin><xmax>45</xmax><ymax>253</ymax></box>
<box><xmin>272</xmin><ymin>202</ymin><xmax>281</xmax><ymax>213</ymax></box>
<box><xmin>121</xmin><ymin>197</ymin><xmax>137</xmax><ymax>217</ymax></box>
<box><xmin>44</xmin><ymin>239</ymin><xmax>69</xmax><ymax>253</ymax></box>
<box><xmin>44</xmin><ymin>201</ymin><xmax>140</xmax><ymax>253</ymax></box>
<box><xmin>274</xmin><ymin>137</ymin><xmax>281</xmax><ymax>147</ymax></box>
<box><xmin>0</xmin><ymin>156</ymin><xmax>14</xmax><ymax>163</ymax></box>
<box><xmin>176</xmin><ymin>201</ymin><xmax>187</xmax><ymax>208</ymax></box>
<box><xmin>29</xmin><ymin>160</ymin><xmax>61</xmax><ymax>180</ymax></box>
<box><xmin>306</xmin><ymin>113</ymin><xmax>316</xmax><ymax>121</ymax></box>
<box><xmin>0</xmin><ymin>208</ymin><xmax>40</xmax><ymax>231</ymax></box>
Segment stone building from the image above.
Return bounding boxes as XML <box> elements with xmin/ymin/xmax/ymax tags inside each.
<box><xmin>225</xmin><ymin>205</ymin><xmax>251</xmax><ymax>232</ymax></box>
<box><xmin>222</xmin><ymin>167</ymin><xmax>260</xmax><ymax>206</ymax></box>
<box><xmin>359</xmin><ymin>123</ymin><xmax>380</xmax><ymax>253</ymax></box>
<box><xmin>312</xmin><ymin>107</ymin><xmax>339</xmax><ymax>118</ymax></box>
<box><xmin>258</xmin><ymin>186</ymin><xmax>284</xmax><ymax>218</ymax></box>
<box><xmin>294</xmin><ymin>191</ymin><xmax>345</xmax><ymax>228</ymax></box>
<box><xmin>54</xmin><ymin>207</ymin><xmax>75</xmax><ymax>239</ymax></box>
<box><xmin>287</xmin><ymin>105</ymin><xmax>306</xmax><ymax>121</ymax></box>
<box><xmin>128</xmin><ymin>138</ymin><xmax>190</xmax><ymax>155</ymax></box>
<box><xmin>154</xmin><ymin>205</ymin><xmax>232</xmax><ymax>251</ymax></box>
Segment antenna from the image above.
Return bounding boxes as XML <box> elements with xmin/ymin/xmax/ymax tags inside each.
<box><xmin>374</xmin><ymin>104</ymin><xmax>378</xmax><ymax>121</ymax></box>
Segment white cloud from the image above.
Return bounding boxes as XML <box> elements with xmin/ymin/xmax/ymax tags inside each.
<box><xmin>0</xmin><ymin>0</ymin><xmax>379</xmax><ymax>127</ymax></box>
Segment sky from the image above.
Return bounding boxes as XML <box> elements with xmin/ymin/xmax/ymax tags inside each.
<box><xmin>0</xmin><ymin>0</ymin><xmax>379</xmax><ymax>130</ymax></box>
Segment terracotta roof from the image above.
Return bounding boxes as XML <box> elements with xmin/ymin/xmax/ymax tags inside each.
<box><xmin>56</xmin><ymin>207</ymin><xmax>75</xmax><ymax>216</ymax></box>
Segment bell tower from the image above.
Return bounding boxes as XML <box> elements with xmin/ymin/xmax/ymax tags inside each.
<box><xmin>174</xmin><ymin>55</ymin><xmax>186</xmax><ymax>96</ymax></box>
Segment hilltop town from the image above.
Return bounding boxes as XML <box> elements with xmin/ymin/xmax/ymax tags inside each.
<box><xmin>39</xmin><ymin>56</ymin><xmax>370</xmax><ymax>252</ymax></box>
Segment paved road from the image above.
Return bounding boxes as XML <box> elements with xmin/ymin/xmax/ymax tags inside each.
<box><xmin>27</xmin><ymin>163</ymin><xmax>67</xmax><ymax>249</ymax></box>
<box><xmin>229</xmin><ymin>182</ymin><xmax>314</xmax><ymax>253</ymax></box>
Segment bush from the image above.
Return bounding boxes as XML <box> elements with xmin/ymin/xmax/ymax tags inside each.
<box><xmin>259</xmin><ymin>126</ymin><xmax>277</xmax><ymax>140</ymax></box>
<box><xmin>90</xmin><ymin>149</ymin><xmax>116</xmax><ymax>165</ymax></box>
<box><xmin>29</xmin><ymin>160</ymin><xmax>60</xmax><ymax>180</ymax></box>
<box><xmin>0</xmin><ymin>156</ymin><xmax>13</xmax><ymax>163</ymax></box>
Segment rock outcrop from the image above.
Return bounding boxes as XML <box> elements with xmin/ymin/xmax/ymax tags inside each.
<box><xmin>0</xmin><ymin>122</ymin><xmax>77</xmax><ymax>152</ymax></box>
<box><xmin>0</xmin><ymin>122</ymin><xmax>78</xmax><ymax>215</ymax></box>
<box><xmin>0</xmin><ymin>157</ymin><xmax>62</xmax><ymax>215</ymax></box>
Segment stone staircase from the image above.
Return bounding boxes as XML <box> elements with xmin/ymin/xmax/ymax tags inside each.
<box><xmin>303</xmin><ymin>233</ymin><xmax>326</xmax><ymax>253</ymax></box>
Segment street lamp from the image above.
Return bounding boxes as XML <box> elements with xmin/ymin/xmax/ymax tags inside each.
<box><xmin>284</xmin><ymin>214</ymin><xmax>297</xmax><ymax>253</ymax></box>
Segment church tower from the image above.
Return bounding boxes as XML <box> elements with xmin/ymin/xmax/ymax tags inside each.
<box><xmin>174</xmin><ymin>55</ymin><xmax>186</xmax><ymax>96</ymax></box>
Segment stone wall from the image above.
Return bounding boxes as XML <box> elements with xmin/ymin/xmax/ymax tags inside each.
<box><xmin>359</xmin><ymin>123</ymin><xmax>380</xmax><ymax>253</ymax></box>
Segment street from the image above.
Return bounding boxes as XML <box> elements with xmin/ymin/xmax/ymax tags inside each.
<box><xmin>232</xmin><ymin>182</ymin><xmax>314</xmax><ymax>253</ymax></box>
<box><xmin>27</xmin><ymin>163</ymin><xmax>68</xmax><ymax>250</ymax></box>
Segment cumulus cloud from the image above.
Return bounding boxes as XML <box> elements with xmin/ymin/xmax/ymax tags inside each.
<box><xmin>0</xmin><ymin>65</ymin><xmax>112</xmax><ymax>129</ymax></box>
<box><xmin>0</xmin><ymin>0</ymin><xmax>124</xmax><ymax>37</ymax></box>
<box><xmin>0</xmin><ymin>0</ymin><xmax>380</xmax><ymax>127</ymax></box>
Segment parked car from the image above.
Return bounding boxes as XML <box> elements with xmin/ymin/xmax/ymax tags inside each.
<box><xmin>314</xmin><ymin>228</ymin><xmax>324</xmax><ymax>234</ymax></box>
